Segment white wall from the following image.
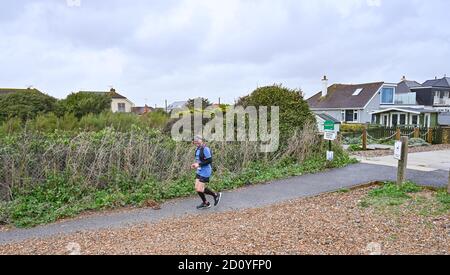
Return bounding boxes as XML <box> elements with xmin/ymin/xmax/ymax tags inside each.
<box><xmin>361</xmin><ymin>92</ymin><xmax>381</xmax><ymax>123</ymax></box>
<box><xmin>111</xmin><ymin>98</ymin><xmax>135</xmax><ymax>113</ymax></box>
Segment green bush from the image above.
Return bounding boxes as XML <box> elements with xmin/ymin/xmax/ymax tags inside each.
<box><xmin>347</xmin><ymin>144</ymin><xmax>363</xmax><ymax>152</ymax></box>
<box><xmin>237</xmin><ymin>85</ymin><xmax>315</xmax><ymax>140</ymax></box>
<box><xmin>59</xmin><ymin>92</ymin><xmax>111</xmax><ymax>119</ymax></box>
<box><xmin>0</xmin><ymin>90</ymin><xmax>58</xmax><ymax>122</ymax></box>
<box><xmin>0</xmin><ymin>117</ymin><xmax>23</xmax><ymax>136</ymax></box>
<box><xmin>139</xmin><ymin>110</ymin><xmax>169</xmax><ymax>130</ymax></box>
<box><xmin>0</xmin><ymin>111</ymin><xmax>169</xmax><ymax>135</ymax></box>
<box><xmin>341</xmin><ymin>124</ymin><xmax>366</xmax><ymax>133</ymax></box>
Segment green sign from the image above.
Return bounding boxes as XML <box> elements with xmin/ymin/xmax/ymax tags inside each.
<box><xmin>324</xmin><ymin>120</ymin><xmax>335</xmax><ymax>131</ymax></box>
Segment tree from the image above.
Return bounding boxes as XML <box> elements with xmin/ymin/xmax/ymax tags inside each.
<box><xmin>237</xmin><ymin>84</ymin><xmax>315</xmax><ymax>139</ymax></box>
<box><xmin>186</xmin><ymin>97</ymin><xmax>212</xmax><ymax>111</ymax></box>
<box><xmin>0</xmin><ymin>90</ymin><xmax>58</xmax><ymax>122</ymax></box>
<box><xmin>59</xmin><ymin>92</ymin><xmax>112</xmax><ymax>118</ymax></box>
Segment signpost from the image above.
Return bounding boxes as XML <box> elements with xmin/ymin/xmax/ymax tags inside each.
<box><xmin>324</xmin><ymin>131</ymin><xmax>337</xmax><ymax>141</ymax></box>
<box><xmin>324</xmin><ymin>121</ymin><xmax>335</xmax><ymax>131</ymax></box>
<box><xmin>394</xmin><ymin>141</ymin><xmax>402</xmax><ymax>160</ymax></box>
<box><xmin>324</xmin><ymin>121</ymin><xmax>336</xmax><ymax>161</ymax></box>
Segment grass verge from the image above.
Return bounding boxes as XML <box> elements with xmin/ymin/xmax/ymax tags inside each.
<box><xmin>360</xmin><ymin>181</ymin><xmax>450</xmax><ymax>216</ymax></box>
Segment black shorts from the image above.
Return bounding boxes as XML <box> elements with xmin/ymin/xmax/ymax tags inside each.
<box><xmin>196</xmin><ymin>174</ymin><xmax>210</xmax><ymax>183</ymax></box>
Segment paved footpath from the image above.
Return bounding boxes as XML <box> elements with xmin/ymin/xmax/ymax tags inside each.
<box><xmin>0</xmin><ymin>163</ymin><xmax>448</xmax><ymax>245</ymax></box>
<box><xmin>357</xmin><ymin>149</ymin><xmax>450</xmax><ymax>172</ymax></box>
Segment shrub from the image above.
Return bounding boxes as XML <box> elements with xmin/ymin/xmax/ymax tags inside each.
<box><xmin>0</xmin><ymin>111</ymin><xmax>169</xmax><ymax>135</ymax></box>
<box><xmin>237</xmin><ymin>85</ymin><xmax>315</xmax><ymax>140</ymax></box>
<box><xmin>0</xmin><ymin>90</ymin><xmax>58</xmax><ymax>122</ymax></box>
<box><xmin>0</xmin><ymin>117</ymin><xmax>23</xmax><ymax>136</ymax></box>
<box><xmin>140</xmin><ymin>110</ymin><xmax>169</xmax><ymax>130</ymax></box>
<box><xmin>341</xmin><ymin>123</ymin><xmax>366</xmax><ymax>133</ymax></box>
<box><xmin>59</xmin><ymin>92</ymin><xmax>111</xmax><ymax>119</ymax></box>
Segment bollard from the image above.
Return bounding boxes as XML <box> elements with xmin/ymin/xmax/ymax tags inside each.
<box><xmin>362</xmin><ymin>128</ymin><xmax>367</xmax><ymax>151</ymax></box>
<box><xmin>448</xmin><ymin>169</ymin><xmax>450</xmax><ymax>195</ymax></box>
<box><xmin>397</xmin><ymin>136</ymin><xmax>409</xmax><ymax>185</ymax></box>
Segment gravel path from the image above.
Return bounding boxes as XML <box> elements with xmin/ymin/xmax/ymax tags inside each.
<box><xmin>0</xmin><ymin>163</ymin><xmax>448</xmax><ymax>245</ymax></box>
<box><xmin>0</xmin><ymin>186</ymin><xmax>448</xmax><ymax>255</ymax></box>
<box><xmin>351</xmin><ymin>144</ymin><xmax>450</xmax><ymax>158</ymax></box>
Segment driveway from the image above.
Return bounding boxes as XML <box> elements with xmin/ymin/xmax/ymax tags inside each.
<box><xmin>357</xmin><ymin>150</ymin><xmax>450</xmax><ymax>172</ymax></box>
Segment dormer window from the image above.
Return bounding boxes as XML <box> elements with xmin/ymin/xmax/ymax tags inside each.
<box><xmin>352</xmin><ymin>88</ymin><xmax>363</xmax><ymax>96</ymax></box>
<box><xmin>381</xmin><ymin>87</ymin><xmax>395</xmax><ymax>104</ymax></box>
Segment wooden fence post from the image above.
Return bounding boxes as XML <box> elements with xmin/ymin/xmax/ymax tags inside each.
<box><xmin>427</xmin><ymin>128</ymin><xmax>433</xmax><ymax>144</ymax></box>
<box><xmin>397</xmin><ymin>136</ymin><xmax>409</xmax><ymax>185</ymax></box>
<box><xmin>396</xmin><ymin>128</ymin><xmax>401</xmax><ymax>141</ymax></box>
<box><xmin>414</xmin><ymin>128</ymin><xmax>420</xmax><ymax>139</ymax></box>
<box><xmin>362</xmin><ymin>128</ymin><xmax>367</xmax><ymax>150</ymax></box>
<box><xmin>448</xmin><ymin>168</ymin><xmax>450</xmax><ymax>194</ymax></box>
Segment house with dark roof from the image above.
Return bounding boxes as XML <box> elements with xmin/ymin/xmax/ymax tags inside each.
<box><xmin>396</xmin><ymin>77</ymin><xmax>422</xmax><ymax>94</ymax></box>
<box><xmin>307</xmin><ymin>75</ymin><xmax>445</xmax><ymax>128</ymax></box>
<box><xmin>307</xmin><ymin>76</ymin><xmax>394</xmax><ymax>124</ymax></box>
<box><xmin>412</xmin><ymin>76</ymin><xmax>450</xmax><ymax>112</ymax></box>
<box><xmin>80</xmin><ymin>88</ymin><xmax>135</xmax><ymax>113</ymax></box>
<box><xmin>0</xmin><ymin>87</ymin><xmax>43</xmax><ymax>96</ymax></box>
<box><xmin>370</xmin><ymin>76</ymin><xmax>450</xmax><ymax>127</ymax></box>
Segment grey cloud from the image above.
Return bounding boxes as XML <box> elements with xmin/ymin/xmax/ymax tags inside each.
<box><xmin>0</xmin><ymin>0</ymin><xmax>449</xmax><ymax>105</ymax></box>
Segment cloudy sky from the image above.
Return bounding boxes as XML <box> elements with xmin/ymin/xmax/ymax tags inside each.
<box><xmin>1</xmin><ymin>0</ymin><xmax>449</xmax><ymax>106</ymax></box>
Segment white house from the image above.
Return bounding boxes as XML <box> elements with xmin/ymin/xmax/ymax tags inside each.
<box><xmin>81</xmin><ymin>88</ymin><xmax>135</xmax><ymax>113</ymax></box>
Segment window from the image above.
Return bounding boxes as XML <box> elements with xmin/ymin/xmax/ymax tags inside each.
<box><xmin>341</xmin><ymin>111</ymin><xmax>345</xmax><ymax>122</ymax></box>
<box><xmin>344</xmin><ymin>110</ymin><xmax>358</xmax><ymax>122</ymax></box>
<box><xmin>118</xmin><ymin>103</ymin><xmax>126</xmax><ymax>112</ymax></box>
<box><xmin>381</xmin><ymin>87</ymin><xmax>395</xmax><ymax>104</ymax></box>
<box><xmin>382</xmin><ymin>115</ymin><xmax>389</xmax><ymax>126</ymax></box>
<box><xmin>392</xmin><ymin>114</ymin><xmax>399</xmax><ymax>127</ymax></box>
<box><xmin>399</xmin><ymin>114</ymin><xmax>406</xmax><ymax>125</ymax></box>
<box><xmin>352</xmin><ymin>88</ymin><xmax>363</xmax><ymax>96</ymax></box>
<box><xmin>411</xmin><ymin>115</ymin><xmax>418</xmax><ymax>126</ymax></box>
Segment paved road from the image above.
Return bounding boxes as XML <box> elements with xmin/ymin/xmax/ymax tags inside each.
<box><xmin>0</xmin><ymin>163</ymin><xmax>448</xmax><ymax>245</ymax></box>
<box><xmin>358</xmin><ymin>149</ymin><xmax>450</xmax><ymax>172</ymax></box>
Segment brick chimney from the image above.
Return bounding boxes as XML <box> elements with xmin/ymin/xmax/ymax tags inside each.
<box><xmin>322</xmin><ymin>76</ymin><xmax>328</xmax><ymax>97</ymax></box>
